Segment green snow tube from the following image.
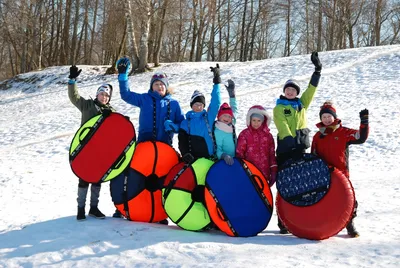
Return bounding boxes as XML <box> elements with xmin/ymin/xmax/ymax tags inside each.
<box><xmin>162</xmin><ymin>158</ymin><xmax>214</xmax><ymax>231</ymax></box>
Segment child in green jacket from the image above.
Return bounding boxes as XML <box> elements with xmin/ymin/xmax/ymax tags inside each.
<box><xmin>68</xmin><ymin>66</ymin><xmax>117</xmax><ymax>221</ymax></box>
<box><xmin>273</xmin><ymin>52</ymin><xmax>322</xmax><ymax>234</ymax></box>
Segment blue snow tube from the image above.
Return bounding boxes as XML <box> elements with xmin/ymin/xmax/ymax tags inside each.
<box><xmin>205</xmin><ymin>158</ymin><xmax>273</xmax><ymax>237</ymax></box>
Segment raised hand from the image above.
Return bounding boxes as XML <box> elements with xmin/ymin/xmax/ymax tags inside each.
<box><xmin>311</xmin><ymin>52</ymin><xmax>322</xmax><ymax>72</ymax></box>
<box><xmin>359</xmin><ymin>109</ymin><xmax>369</xmax><ymax>124</ymax></box>
<box><xmin>225</xmin><ymin>79</ymin><xmax>235</xmax><ymax>98</ymax></box>
<box><xmin>116</xmin><ymin>57</ymin><xmax>130</xmax><ymax>74</ymax></box>
<box><xmin>210</xmin><ymin>64</ymin><xmax>221</xmax><ymax>84</ymax></box>
<box><xmin>69</xmin><ymin>65</ymin><xmax>82</xmax><ymax>79</ymax></box>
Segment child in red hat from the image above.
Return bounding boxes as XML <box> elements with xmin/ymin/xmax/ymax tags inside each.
<box><xmin>213</xmin><ymin>79</ymin><xmax>238</xmax><ymax>165</ymax></box>
<box><xmin>311</xmin><ymin>100</ymin><xmax>369</xmax><ymax>237</ymax></box>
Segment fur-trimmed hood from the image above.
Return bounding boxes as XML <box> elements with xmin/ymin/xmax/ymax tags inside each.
<box><xmin>246</xmin><ymin>105</ymin><xmax>272</xmax><ymax>127</ymax></box>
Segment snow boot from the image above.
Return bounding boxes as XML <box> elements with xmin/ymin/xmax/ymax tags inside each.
<box><xmin>89</xmin><ymin>206</ymin><xmax>105</xmax><ymax>219</ymax></box>
<box><xmin>77</xmin><ymin>206</ymin><xmax>86</xmax><ymax>221</ymax></box>
<box><xmin>346</xmin><ymin>220</ymin><xmax>360</xmax><ymax>238</ymax></box>
<box><xmin>112</xmin><ymin>209</ymin><xmax>123</xmax><ymax>218</ymax></box>
<box><xmin>278</xmin><ymin>218</ymin><xmax>289</xmax><ymax>234</ymax></box>
<box><xmin>157</xmin><ymin>219</ymin><xmax>169</xmax><ymax>225</ymax></box>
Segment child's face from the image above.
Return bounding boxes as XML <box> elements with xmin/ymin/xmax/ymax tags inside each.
<box><xmin>97</xmin><ymin>92</ymin><xmax>110</xmax><ymax>105</ymax></box>
<box><xmin>152</xmin><ymin>81</ymin><xmax>167</xmax><ymax>97</ymax></box>
<box><xmin>284</xmin><ymin>87</ymin><xmax>297</xmax><ymax>99</ymax></box>
<box><xmin>251</xmin><ymin>117</ymin><xmax>263</xmax><ymax>129</ymax></box>
<box><xmin>191</xmin><ymin>102</ymin><xmax>204</xmax><ymax>112</ymax></box>
<box><xmin>218</xmin><ymin>114</ymin><xmax>233</xmax><ymax>124</ymax></box>
<box><xmin>321</xmin><ymin>113</ymin><xmax>335</xmax><ymax>126</ymax></box>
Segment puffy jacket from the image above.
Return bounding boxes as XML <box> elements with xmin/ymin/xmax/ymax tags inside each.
<box><xmin>119</xmin><ymin>79</ymin><xmax>184</xmax><ymax>145</ymax></box>
<box><xmin>311</xmin><ymin>119</ymin><xmax>369</xmax><ymax>178</ymax></box>
<box><xmin>236</xmin><ymin>105</ymin><xmax>278</xmax><ymax>183</ymax></box>
<box><xmin>273</xmin><ymin>72</ymin><xmax>320</xmax><ymax>154</ymax></box>
<box><xmin>68</xmin><ymin>82</ymin><xmax>115</xmax><ymax>126</ymax></box>
<box><xmin>179</xmin><ymin>84</ymin><xmax>221</xmax><ymax>158</ymax></box>
<box><xmin>214</xmin><ymin>97</ymin><xmax>238</xmax><ymax>158</ymax></box>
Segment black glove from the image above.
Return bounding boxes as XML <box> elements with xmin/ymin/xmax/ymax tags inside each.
<box><xmin>359</xmin><ymin>109</ymin><xmax>369</xmax><ymax>124</ymax></box>
<box><xmin>210</xmin><ymin>64</ymin><xmax>221</xmax><ymax>84</ymax></box>
<box><xmin>69</xmin><ymin>65</ymin><xmax>82</xmax><ymax>79</ymax></box>
<box><xmin>182</xmin><ymin>153</ymin><xmax>195</xmax><ymax>164</ymax></box>
<box><xmin>291</xmin><ymin>148</ymin><xmax>303</xmax><ymax>161</ymax></box>
<box><xmin>102</xmin><ymin>109</ymin><xmax>112</xmax><ymax>117</ymax></box>
<box><xmin>311</xmin><ymin>52</ymin><xmax>322</xmax><ymax>72</ymax></box>
<box><xmin>117</xmin><ymin>57</ymin><xmax>130</xmax><ymax>74</ymax></box>
<box><xmin>225</xmin><ymin>79</ymin><xmax>235</xmax><ymax>98</ymax></box>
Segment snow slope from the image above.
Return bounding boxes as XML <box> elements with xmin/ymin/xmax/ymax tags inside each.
<box><xmin>0</xmin><ymin>45</ymin><xmax>399</xmax><ymax>267</ymax></box>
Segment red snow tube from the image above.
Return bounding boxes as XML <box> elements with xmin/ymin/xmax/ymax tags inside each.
<box><xmin>115</xmin><ymin>141</ymin><xmax>180</xmax><ymax>222</ymax></box>
<box><xmin>69</xmin><ymin>113</ymin><xmax>136</xmax><ymax>183</ymax></box>
<box><xmin>276</xmin><ymin>168</ymin><xmax>355</xmax><ymax>240</ymax></box>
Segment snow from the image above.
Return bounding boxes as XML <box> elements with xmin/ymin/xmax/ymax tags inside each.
<box><xmin>1</xmin><ymin>45</ymin><xmax>400</xmax><ymax>267</ymax></box>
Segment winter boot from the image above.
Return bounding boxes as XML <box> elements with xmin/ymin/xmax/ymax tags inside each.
<box><xmin>77</xmin><ymin>206</ymin><xmax>86</xmax><ymax>221</ymax></box>
<box><xmin>157</xmin><ymin>219</ymin><xmax>169</xmax><ymax>225</ymax></box>
<box><xmin>112</xmin><ymin>209</ymin><xmax>123</xmax><ymax>218</ymax></box>
<box><xmin>346</xmin><ymin>220</ymin><xmax>360</xmax><ymax>238</ymax></box>
<box><xmin>278</xmin><ymin>218</ymin><xmax>289</xmax><ymax>234</ymax></box>
<box><xmin>89</xmin><ymin>206</ymin><xmax>105</xmax><ymax>219</ymax></box>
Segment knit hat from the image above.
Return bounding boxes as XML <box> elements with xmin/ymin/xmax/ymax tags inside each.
<box><xmin>150</xmin><ymin>72</ymin><xmax>169</xmax><ymax>90</ymax></box>
<box><xmin>190</xmin><ymin>90</ymin><xmax>206</xmax><ymax>107</ymax></box>
<box><xmin>217</xmin><ymin>103</ymin><xmax>234</xmax><ymax>119</ymax></box>
<box><xmin>319</xmin><ymin>101</ymin><xmax>337</xmax><ymax>119</ymax></box>
<box><xmin>283</xmin><ymin>79</ymin><xmax>301</xmax><ymax>95</ymax></box>
<box><xmin>246</xmin><ymin>105</ymin><xmax>271</xmax><ymax>127</ymax></box>
<box><xmin>96</xmin><ymin>83</ymin><xmax>113</xmax><ymax>101</ymax></box>
<box><xmin>250</xmin><ymin>113</ymin><xmax>264</xmax><ymax>123</ymax></box>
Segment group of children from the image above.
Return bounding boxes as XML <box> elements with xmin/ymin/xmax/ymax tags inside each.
<box><xmin>68</xmin><ymin>52</ymin><xmax>369</xmax><ymax>238</ymax></box>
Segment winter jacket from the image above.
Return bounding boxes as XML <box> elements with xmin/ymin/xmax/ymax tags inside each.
<box><xmin>179</xmin><ymin>84</ymin><xmax>222</xmax><ymax>159</ymax></box>
<box><xmin>119</xmin><ymin>79</ymin><xmax>184</xmax><ymax>145</ymax></box>
<box><xmin>311</xmin><ymin>119</ymin><xmax>369</xmax><ymax>178</ymax></box>
<box><xmin>236</xmin><ymin>105</ymin><xmax>278</xmax><ymax>184</ymax></box>
<box><xmin>214</xmin><ymin>97</ymin><xmax>238</xmax><ymax>158</ymax></box>
<box><xmin>273</xmin><ymin>72</ymin><xmax>320</xmax><ymax>155</ymax></box>
<box><xmin>68</xmin><ymin>82</ymin><xmax>115</xmax><ymax>126</ymax></box>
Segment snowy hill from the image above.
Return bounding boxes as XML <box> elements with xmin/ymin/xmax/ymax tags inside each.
<box><xmin>0</xmin><ymin>45</ymin><xmax>400</xmax><ymax>267</ymax></box>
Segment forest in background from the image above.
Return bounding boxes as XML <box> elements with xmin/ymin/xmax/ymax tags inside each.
<box><xmin>0</xmin><ymin>0</ymin><xmax>399</xmax><ymax>80</ymax></box>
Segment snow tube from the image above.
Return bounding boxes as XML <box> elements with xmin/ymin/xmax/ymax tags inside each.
<box><xmin>276</xmin><ymin>154</ymin><xmax>330</xmax><ymax>206</ymax></box>
<box><xmin>162</xmin><ymin>158</ymin><xmax>214</xmax><ymax>231</ymax></box>
<box><xmin>276</xmin><ymin>160</ymin><xmax>355</xmax><ymax>240</ymax></box>
<box><xmin>69</xmin><ymin>113</ymin><xmax>136</xmax><ymax>183</ymax></box>
<box><xmin>111</xmin><ymin>141</ymin><xmax>179</xmax><ymax>222</ymax></box>
<box><xmin>205</xmin><ymin>158</ymin><xmax>274</xmax><ymax>237</ymax></box>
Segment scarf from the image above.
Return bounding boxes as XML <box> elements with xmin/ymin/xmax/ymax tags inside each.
<box><xmin>276</xmin><ymin>96</ymin><xmax>303</xmax><ymax>111</ymax></box>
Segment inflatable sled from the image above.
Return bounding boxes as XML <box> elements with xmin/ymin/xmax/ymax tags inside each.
<box><xmin>276</xmin><ymin>154</ymin><xmax>355</xmax><ymax>240</ymax></box>
<box><xmin>276</xmin><ymin>154</ymin><xmax>330</xmax><ymax>206</ymax></box>
<box><xmin>205</xmin><ymin>158</ymin><xmax>274</xmax><ymax>237</ymax></box>
<box><xmin>110</xmin><ymin>141</ymin><xmax>179</xmax><ymax>222</ymax></box>
<box><xmin>69</xmin><ymin>113</ymin><xmax>136</xmax><ymax>183</ymax></box>
<box><xmin>162</xmin><ymin>158</ymin><xmax>214</xmax><ymax>231</ymax></box>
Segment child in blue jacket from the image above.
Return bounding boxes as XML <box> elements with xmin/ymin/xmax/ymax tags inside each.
<box><xmin>214</xmin><ymin>79</ymin><xmax>238</xmax><ymax>165</ymax></box>
<box><xmin>117</xmin><ymin>57</ymin><xmax>184</xmax><ymax>146</ymax></box>
<box><xmin>178</xmin><ymin>64</ymin><xmax>222</xmax><ymax>162</ymax></box>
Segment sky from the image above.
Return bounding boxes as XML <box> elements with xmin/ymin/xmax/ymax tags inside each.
<box><xmin>0</xmin><ymin>45</ymin><xmax>399</xmax><ymax>268</ymax></box>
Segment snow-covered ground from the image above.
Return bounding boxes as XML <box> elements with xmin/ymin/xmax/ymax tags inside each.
<box><xmin>0</xmin><ymin>45</ymin><xmax>399</xmax><ymax>267</ymax></box>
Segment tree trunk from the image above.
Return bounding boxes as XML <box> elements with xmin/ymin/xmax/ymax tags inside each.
<box><xmin>124</xmin><ymin>0</ymin><xmax>140</xmax><ymax>72</ymax></box>
<box><xmin>88</xmin><ymin>0</ymin><xmax>99</xmax><ymax>64</ymax></box>
<box><xmin>138</xmin><ymin>0</ymin><xmax>151</xmax><ymax>72</ymax></box>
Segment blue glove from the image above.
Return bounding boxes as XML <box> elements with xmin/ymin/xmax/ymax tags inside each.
<box><xmin>221</xmin><ymin>153</ymin><xmax>234</xmax><ymax>165</ymax></box>
<box><xmin>116</xmin><ymin>57</ymin><xmax>130</xmax><ymax>81</ymax></box>
<box><xmin>164</xmin><ymin>120</ymin><xmax>179</xmax><ymax>133</ymax></box>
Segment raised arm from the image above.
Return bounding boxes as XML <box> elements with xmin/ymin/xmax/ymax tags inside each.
<box><xmin>117</xmin><ymin>57</ymin><xmax>144</xmax><ymax>107</ymax></box>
